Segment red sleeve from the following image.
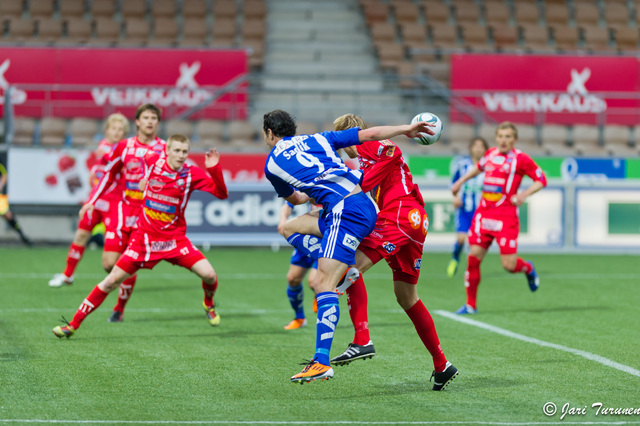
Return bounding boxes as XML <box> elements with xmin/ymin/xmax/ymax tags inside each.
<box><xmin>359</xmin><ymin>140</ymin><xmax>400</xmax><ymax>193</ymax></box>
<box><xmin>191</xmin><ymin>164</ymin><xmax>229</xmax><ymax>200</ymax></box>
<box><xmin>520</xmin><ymin>153</ymin><xmax>547</xmax><ymax>187</ymax></box>
<box><xmin>88</xmin><ymin>141</ymin><xmax>124</xmax><ymax>204</ymax></box>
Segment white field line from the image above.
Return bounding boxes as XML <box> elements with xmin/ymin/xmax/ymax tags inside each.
<box><xmin>435</xmin><ymin>310</ymin><xmax>640</xmax><ymax>378</ymax></box>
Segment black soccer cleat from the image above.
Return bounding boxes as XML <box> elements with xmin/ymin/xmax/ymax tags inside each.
<box><xmin>107</xmin><ymin>310</ymin><xmax>123</xmax><ymax>323</ymax></box>
<box><xmin>330</xmin><ymin>342</ymin><xmax>375</xmax><ymax>366</ymax></box>
<box><xmin>430</xmin><ymin>362</ymin><xmax>459</xmax><ymax>391</ymax></box>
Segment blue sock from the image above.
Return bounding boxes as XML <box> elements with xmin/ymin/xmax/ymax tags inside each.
<box><xmin>452</xmin><ymin>241</ymin><xmax>464</xmax><ymax>261</ymax></box>
<box><xmin>287</xmin><ymin>285</ymin><xmax>305</xmax><ymax>319</ymax></box>
<box><xmin>314</xmin><ymin>292</ymin><xmax>340</xmax><ymax>366</ymax></box>
<box><xmin>286</xmin><ymin>233</ymin><xmax>321</xmax><ymax>261</ymax></box>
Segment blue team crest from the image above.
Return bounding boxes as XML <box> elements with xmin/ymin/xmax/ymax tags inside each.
<box><xmin>382</xmin><ymin>241</ymin><xmax>396</xmax><ymax>253</ymax></box>
<box><xmin>413</xmin><ymin>258</ymin><xmax>422</xmax><ymax>270</ymax></box>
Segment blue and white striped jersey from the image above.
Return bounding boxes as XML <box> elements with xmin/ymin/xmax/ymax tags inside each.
<box><xmin>451</xmin><ymin>156</ymin><xmax>484</xmax><ymax>214</ymax></box>
<box><xmin>265</xmin><ymin>128</ymin><xmax>362</xmax><ymax>212</ymax></box>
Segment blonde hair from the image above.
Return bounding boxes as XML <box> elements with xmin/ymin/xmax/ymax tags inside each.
<box><xmin>496</xmin><ymin>121</ymin><xmax>518</xmax><ymax>139</ymax></box>
<box><xmin>333</xmin><ymin>113</ymin><xmax>368</xmax><ymax>131</ymax></box>
<box><xmin>166</xmin><ymin>134</ymin><xmax>191</xmax><ymax>149</ymax></box>
<box><xmin>104</xmin><ymin>113</ymin><xmax>129</xmax><ymax>134</ymax></box>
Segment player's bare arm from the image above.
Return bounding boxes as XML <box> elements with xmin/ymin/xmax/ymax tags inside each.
<box><xmin>277</xmin><ymin>203</ymin><xmax>293</xmax><ymax>236</ymax></box>
<box><xmin>284</xmin><ymin>191</ymin><xmax>310</xmax><ymax>206</ymax></box>
<box><xmin>78</xmin><ymin>202</ymin><xmax>94</xmax><ymax>220</ymax></box>
<box><xmin>510</xmin><ymin>180</ymin><xmax>545</xmax><ymax>206</ymax></box>
<box><xmin>451</xmin><ymin>166</ymin><xmax>481</xmax><ymax>196</ymax></box>
<box><xmin>358</xmin><ymin>121</ymin><xmax>435</xmax><ymax>142</ymax></box>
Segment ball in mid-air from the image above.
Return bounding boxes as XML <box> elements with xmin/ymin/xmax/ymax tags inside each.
<box><xmin>411</xmin><ymin>112</ymin><xmax>443</xmax><ymax>145</ymax></box>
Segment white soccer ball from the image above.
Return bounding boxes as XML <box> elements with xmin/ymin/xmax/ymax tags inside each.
<box><xmin>411</xmin><ymin>112</ymin><xmax>443</xmax><ymax>145</ymax></box>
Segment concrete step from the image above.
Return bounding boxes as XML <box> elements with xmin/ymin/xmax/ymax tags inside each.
<box><xmin>268</xmin><ymin>40</ymin><xmax>373</xmax><ymax>53</ymax></box>
<box><xmin>268</xmin><ymin>0</ymin><xmax>358</xmax><ymax>12</ymax></box>
<box><xmin>260</xmin><ymin>76</ymin><xmax>384</xmax><ymax>92</ymax></box>
<box><xmin>267</xmin><ymin>31</ymin><xmax>369</xmax><ymax>44</ymax></box>
<box><xmin>264</xmin><ymin>60</ymin><xmax>377</xmax><ymax>75</ymax></box>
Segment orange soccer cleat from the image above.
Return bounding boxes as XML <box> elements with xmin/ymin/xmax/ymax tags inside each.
<box><xmin>284</xmin><ymin>318</ymin><xmax>307</xmax><ymax>330</ymax></box>
<box><xmin>291</xmin><ymin>360</ymin><xmax>334</xmax><ymax>384</ymax></box>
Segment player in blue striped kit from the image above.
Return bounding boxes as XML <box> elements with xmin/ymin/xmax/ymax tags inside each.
<box><xmin>262</xmin><ymin>109</ymin><xmax>434</xmax><ymax>383</ymax></box>
<box><xmin>447</xmin><ymin>137</ymin><xmax>488</xmax><ymax>278</ymax></box>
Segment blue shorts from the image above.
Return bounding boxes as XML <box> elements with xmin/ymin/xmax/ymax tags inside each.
<box><xmin>290</xmin><ymin>248</ymin><xmax>317</xmax><ymax>269</ymax></box>
<box><xmin>318</xmin><ymin>191</ymin><xmax>376</xmax><ymax>265</ymax></box>
<box><xmin>455</xmin><ymin>209</ymin><xmax>475</xmax><ymax>233</ymax></box>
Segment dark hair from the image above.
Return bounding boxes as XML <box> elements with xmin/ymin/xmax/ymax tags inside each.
<box><xmin>135</xmin><ymin>103</ymin><xmax>162</xmax><ymax>122</ymax></box>
<box><xmin>470</xmin><ymin>137</ymin><xmax>489</xmax><ymax>151</ymax></box>
<box><xmin>263</xmin><ymin>109</ymin><xmax>297</xmax><ymax>137</ymax></box>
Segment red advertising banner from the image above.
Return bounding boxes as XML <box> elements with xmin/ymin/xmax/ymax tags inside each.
<box><xmin>0</xmin><ymin>46</ymin><xmax>248</xmax><ymax>119</ymax></box>
<box><xmin>450</xmin><ymin>54</ymin><xmax>640</xmax><ymax>125</ymax></box>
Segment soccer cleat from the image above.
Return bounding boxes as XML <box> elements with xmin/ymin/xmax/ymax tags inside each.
<box><xmin>202</xmin><ymin>301</ymin><xmax>220</xmax><ymax>326</ymax></box>
<box><xmin>446</xmin><ymin>259</ymin><xmax>459</xmax><ymax>278</ymax></box>
<box><xmin>335</xmin><ymin>267</ymin><xmax>359</xmax><ymax>295</ymax></box>
<box><xmin>454</xmin><ymin>304</ymin><xmax>477</xmax><ymax>315</ymax></box>
<box><xmin>107</xmin><ymin>310</ymin><xmax>123</xmax><ymax>323</ymax></box>
<box><xmin>525</xmin><ymin>261</ymin><xmax>539</xmax><ymax>292</ymax></box>
<box><xmin>330</xmin><ymin>341</ymin><xmax>375</xmax><ymax>366</ymax></box>
<box><xmin>431</xmin><ymin>362</ymin><xmax>459</xmax><ymax>391</ymax></box>
<box><xmin>291</xmin><ymin>360</ymin><xmax>334</xmax><ymax>384</ymax></box>
<box><xmin>52</xmin><ymin>317</ymin><xmax>75</xmax><ymax>339</ymax></box>
<box><xmin>284</xmin><ymin>318</ymin><xmax>307</xmax><ymax>330</ymax></box>
<box><xmin>48</xmin><ymin>273</ymin><xmax>74</xmax><ymax>288</ymax></box>
<box><xmin>312</xmin><ymin>296</ymin><xmax>318</xmax><ymax>313</ymax></box>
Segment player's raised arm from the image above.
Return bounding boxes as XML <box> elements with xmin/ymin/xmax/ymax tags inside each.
<box><xmin>202</xmin><ymin>148</ymin><xmax>228</xmax><ymax>200</ymax></box>
<box><xmin>451</xmin><ymin>166</ymin><xmax>482</xmax><ymax>196</ymax></box>
<box><xmin>358</xmin><ymin>121</ymin><xmax>435</xmax><ymax>142</ymax></box>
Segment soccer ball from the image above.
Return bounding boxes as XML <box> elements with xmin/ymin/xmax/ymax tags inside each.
<box><xmin>411</xmin><ymin>112</ymin><xmax>443</xmax><ymax>145</ymax></box>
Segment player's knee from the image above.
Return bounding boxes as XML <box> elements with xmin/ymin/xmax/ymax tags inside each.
<box><xmin>282</xmin><ymin>221</ymin><xmax>295</xmax><ymax>239</ymax></box>
<box><xmin>467</xmin><ymin>255</ymin><xmax>481</xmax><ymax>270</ymax></box>
<box><xmin>201</xmin><ymin>269</ymin><xmax>217</xmax><ymax>284</ymax></box>
<box><xmin>287</xmin><ymin>274</ymin><xmax>303</xmax><ymax>287</ymax></box>
<box><xmin>102</xmin><ymin>261</ymin><xmax>114</xmax><ymax>273</ymax></box>
<box><xmin>501</xmin><ymin>258</ymin><xmax>516</xmax><ymax>272</ymax></box>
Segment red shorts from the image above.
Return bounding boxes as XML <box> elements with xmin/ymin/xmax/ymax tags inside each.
<box><xmin>78</xmin><ymin>198</ymin><xmax>117</xmax><ymax>232</ymax></box>
<box><xmin>359</xmin><ymin>198</ymin><xmax>428</xmax><ymax>285</ymax></box>
<box><xmin>103</xmin><ymin>202</ymin><xmax>140</xmax><ymax>253</ymax></box>
<box><xmin>467</xmin><ymin>210</ymin><xmax>519</xmax><ymax>255</ymax></box>
<box><xmin>115</xmin><ymin>231</ymin><xmax>206</xmax><ymax>275</ymax></box>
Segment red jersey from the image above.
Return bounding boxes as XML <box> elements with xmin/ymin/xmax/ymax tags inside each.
<box><xmin>87</xmin><ymin>139</ymin><xmax>122</xmax><ymax>207</ymax></box>
<box><xmin>88</xmin><ymin>136</ymin><xmax>166</xmax><ymax>209</ymax></box>
<box><xmin>476</xmin><ymin>147</ymin><xmax>547</xmax><ymax>215</ymax></box>
<box><xmin>356</xmin><ymin>139</ymin><xmax>424</xmax><ymax>210</ymax></box>
<box><xmin>138</xmin><ymin>158</ymin><xmax>228</xmax><ymax>238</ymax></box>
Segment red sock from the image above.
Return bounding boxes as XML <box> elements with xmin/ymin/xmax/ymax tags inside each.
<box><xmin>63</xmin><ymin>243</ymin><xmax>85</xmax><ymax>277</ymax></box>
<box><xmin>346</xmin><ymin>275</ymin><xmax>370</xmax><ymax>345</ymax></box>
<box><xmin>405</xmin><ymin>300</ymin><xmax>447</xmax><ymax>372</ymax></box>
<box><xmin>203</xmin><ymin>279</ymin><xmax>218</xmax><ymax>307</ymax></box>
<box><xmin>465</xmin><ymin>255</ymin><xmax>481</xmax><ymax>309</ymax></box>
<box><xmin>113</xmin><ymin>275</ymin><xmax>137</xmax><ymax>313</ymax></box>
<box><xmin>512</xmin><ymin>258</ymin><xmax>532</xmax><ymax>274</ymax></box>
<box><xmin>69</xmin><ymin>285</ymin><xmax>109</xmax><ymax>329</ymax></box>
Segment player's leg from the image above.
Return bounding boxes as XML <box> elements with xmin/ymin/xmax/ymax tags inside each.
<box><xmin>281</xmin><ymin>211</ymin><xmax>323</xmax><ymax>261</ymax></box>
<box><xmin>456</xmin><ymin>243</ymin><xmax>487</xmax><ymax>314</ymax></box>
<box><xmin>308</xmin><ymin>263</ymin><xmax>318</xmax><ymax>313</ymax></box>
<box><xmin>1</xmin><ymin>207</ymin><xmax>32</xmax><ymax>246</ymax></box>
<box><xmin>106</xmin><ymin>229</ymin><xmax>138</xmax><ymax>322</ymax></box>
<box><xmin>448</xmin><ymin>208</ymin><xmax>470</xmax><ymax>278</ymax></box>
<box><xmin>394</xmin><ymin>279</ymin><xmax>458</xmax><ymax>390</ymax></box>
<box><xmin>49</xmin><ymin>210</ymin><xmax>97</xmax><ymax>287</ymax></box>
<box><xmin>497</xmin><ymin>226</ymin><xmax>539</xmax><ymax>292</ymax></box>
<box><xmin>331</xmin><ymin>248</ymin><xmax>377</xmax><ymax>366</ymax></box>
<box><xmin>183</xmin><ymin>248</ymin><xmax>220</xmax><ymax>327</ymax></box>
<box><xmin>284</xmin><ymin>257</ymin><xmax>311</xmax><ymax>330</ymax></box>
<box><xmin>52</xmin><ymin>265</ymin><xmax>133</xmax><ymax>338</ymax></box>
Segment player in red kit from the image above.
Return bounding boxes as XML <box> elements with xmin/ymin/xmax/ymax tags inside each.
<box><xmin>79</xmin><ymin>104</ymin><xmax>166</xmax><ymax>322</ymax></box>
<box><xmin>450</xmin><ymin>121</ymin><xmax>547</xmax><ymax>315</ymax></box>
<box><xmin>52</xmin><ymin>134</ymin><xmax>229</xmax><ymax>338</ymax></box>
<box><xmin>48</xmin><ymin>113</ymin><xmax>129</xmax><ymax>288</ymax></box>
<box><xmin>324</xmin><ymin>114</ymin><xmax>458</xmax><ymax>391</ymax></box>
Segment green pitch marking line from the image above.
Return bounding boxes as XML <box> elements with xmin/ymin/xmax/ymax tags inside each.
<box><xmin>435</xmin><ymin>310</ymin><xmax>640</xmax><ymax>378</ymax></box>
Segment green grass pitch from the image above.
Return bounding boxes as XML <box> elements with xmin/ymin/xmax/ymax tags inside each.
<box><xmin>1</xmin><ymin>246</ymin><xmax>639</xmax><ymax>425</ymax></box>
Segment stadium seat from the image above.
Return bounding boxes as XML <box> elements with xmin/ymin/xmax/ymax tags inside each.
<box><xmin>400</xmin><ymin>22</ymin><xmax>428</xmax><ymax>45</ymax></box>
<box><xmin>121</xmin><ymin>18</ymin><xmax>150</xmax><ymax>46</ymax></box>
<box><xmin>551</xmin><ymin>25</ymin><xmax>579</xmax><ymax>51</ymax></box>
<box><xmin>375</xmin><ymin>42</ymin><xmax>405</xmax><ymax>72</ymax></box>
<box><xmin>151</xmin><ymin>17</ymin><xmax>179</xmax><ymax>46</ymax></box>
<box><xmin>370</xmin><ymin>22</ymin><xmax>397</xmax><ymax>43</ymax></box>
<box><xmin>603</xmin><ymin>125</ymin><xmax>635</xmax><ymax>156</ymax></box>
<box><xmin>604</xmin><ymin>3</ymin><xmax>630</xmax><ymax>27</ymax></box>
<box><xmin>28</xmin><ymin>0</ymin><xmax>54</xmax><ymax>19</ymax></box>
<box><xmin>120</xmin><ymin>0</ymin><xmax>147</xmax><ymax>19</ymax></box>
<box><xmin>69</xmin><ymin>118</ymin><xmax>99</xmax><ymax>147</ymax></box>
<box><xmin>574</xmin><ymin>3</ymin><xmax>601</xmax><ymax>26</ymax></box>
<box><xmin>64</xmin><ymin>18</ymin><xmax>92</xmax><ymax>44</ymax></box>
<box><xmin>492</xmin><ymin>24</ymin><xmax>520</xmax><ymax>51</ymax></box>
<box><xmin>151</xmin><ymin>0</ymin><xmax>177</xmax><ymax>19</ymax></box>
<box><xmin>242</xmin><ymin>18</ymin><xmax>266</xmax><ymax>42</ymax></box>
<box><xmin>40</xmin><ymin>118</ymin><xmax>68</xmax><ymax>147</ymax></box>
<box><xmin>212</xmin><ymin>18</ymin><xmax>237</xmax><ymax>42</ymax></box>
<box><xmin>484</xmin><ymin>1</ymin><xmax>510</xmax><ymax>25</ymax></box>
<box><xmin>393</xmin><ymin>2</ymin><xmax>420</xmax><ymax>24</ymax></box>
<box><xmin>194</xmin><ymin>120</ymin><xmax>224</xmax><ymax>146</ymax></box>
<box><xmin>0</xmin><ymin>1</ymin><xmax>24</xmax><ymax>19</ymax></box>
<box><xmin>581</xmin><ymin>25</ymin><xmax>612</xmax><ymax>52</ymax></box>
<box><xmin>213</xmin><ymin>1</ymin><xmax>237</xmax><ymax>19</ymax></box>
<box><xmin>448</xmin><ymin>122</ymin><xmax>475</xmax><ymax>144</ymax></box>
<box><xmin>459</xmin><ymin>23</ymin><xmax>490</xmax><ymax>51</ymax></box>
<box><xmin>228</xmin><ymin>120</ymin><xmax>258</xmax><ymax>147</ymax></box>
<box><xmin>183</xmin><ymin>0</ymin><xmax>208</xmax><ymax>20</ymax></box>
<box><xmin>11</xmin><ymin>118</ymin><xmax>37</xmax><ymax>146</ymax></box>
<box><xmin>164</xmin><ymin>119</ymin><xmax>193</xmax><ymax>140</ymax></box>
<box><xmin>243</xmin><ymin>0</ymin><xmax>267</xmax><ymax>20</ymax></box>
<box><xmin>59</xmin><ymin>0</ymin><xmax>86</xmax><ymax>19</ymax></box>
<box><xmin>541</xmin><ymin>124</ymin><xmax>575</xmax><ymax>156</ymax></box>
<box><xmin>423</xmin><ymin>2</ymin><xmax>451</xmax><ymax>25</ymax></box>
<box><xmin>453</xmin><ymin>1</ymin><xmax>482</xmax><ymax>24</ymax></box>
<box><xmin>514</xmin><ymin>3</ymin><xmax>540</xmax><ymax>26</ymax></box>
<box><xmin>92</xmin><ymin>18</ymin><xmax>121</xmax><ymax>45</ymax></box>
<box><xmin>180</xmin><ymin>18</ymin><xmax>209</xmax><ymax>46</ymax></box>
<box><xmin>90</xmin><ymin>0</ymin><xmax>117</xmax><ymax>19</ymax></box>
<box><xmin>572</xmin><ymin>124</ymin><xmax>608</xmax><ymax>156</ymax></box>
<box><xmin>362</xmin><ymin>2</ymin><xmax>390</xmax><ymax>25</ymax></box>
<box><xmin>544</xmin><ymin>4</ymin><xmax>570</xmax><ymax>26</ymax></box>
<box><xmin>243</xmin><ymin>38</ymin><xmax>265</xmax><ymax>69</ymax></box>
<box><xmin>5</xmin><ymin>18</ymin><xmax>36</xmax><ymax>43</ymax></box>
<box><xmin>36</xmin><ymin>18</ymin><xmax>63</xmax><ymax>43</ymax></box>
<box><xmin>614</xmin><ymin>27</ymin><xmax>638</xmax><ymax>51</ymax></box>
<box><xmin>429</xmin><ymin>23</ymin><xmax>459</xmax><ymax>50</ymax></box>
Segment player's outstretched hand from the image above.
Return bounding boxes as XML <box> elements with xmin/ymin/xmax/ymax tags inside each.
<box><xmin>205</xmin><ymin>148</ymin><xmax>220</xmax><ymax>168</ymax></box>
<box><xmin>79</xmin><ymin>203</ymin><xmax>94</xmax><ymax>220</ymax></box>
<box><xmin>404</xmin><ymin>121</ymin><xmax>435</xmax><ymax>139</ymax></box>
<box><xmin>451</xmin><ymin>180</ymin><xmax>462</xmax><ymax>196</ymax></box>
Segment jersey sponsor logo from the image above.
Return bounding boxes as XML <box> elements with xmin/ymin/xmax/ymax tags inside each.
<box><xmin>385</xmin><ymin>146</ymin><xmax>396</xmax><ymax>157</ymax></box>
<box><xmin>105</xmin><ymin>231</ymin><xmax>115</xmax><ymax>240</ymax></box>
<box><xmin>408</xmin><ymin>208</ymin><xmax>423</xmax><ymax>230</ymax></box>
<box><xmin>484</xmin><ymin>176</ymin><xmax>506</xmax><ymax>185</ymax></box>
<box><xmin>145</xmin><ymin>199</ymin><xmax>176</xmax><ymax>213</ymax></box>
<box><xmin>144</xmin><ymin>207</ymin><xmax>176</xmax><ymax>222</ymax></box>
<box><xmin>69</xmin><ymin>249</ymin><xmax>82</xmax><ymax>260</ymax></box>
<box><xmin>125</xmin><ymin>215</ymin><xmax>138</xmax><ymax>227</ymax></box>
<box><xmin>146</xmin><ymin>191</ymin><xmax>180</xmax><ymax>204</ymax></box>
<box><xmin>124</xmin><ymin>248</ymin><xmax>139</xmax><ymax>259</ymax></box>
<box><xmin>342</xmin><ymin>233</ymin><xmax>360</xmax><ymax>250</ymax></box>
<box><xmin>125</xmin><ymin>157</ymin><xmax>143</xmax><ymax>171</ymax></box>
<box><xmin>150</xmin><ymin>239</ymin><xmax>177</xmax><ymax>252</ymax></box>
<box><xmin>413</xmin><ymin>258</ymin><xmax>422</xmax><ymax>271</ymax></box>
<box><xmin>370</xmin><ymin>230</ymin><xmax>383</xmax><ymax>239</ymax></box>
<box><xmin>483</xmin><ymin>184</ymin><xmax>503</xmax><ymax>193</ymax></box>
<box><xmin>176</xmin><ymin>178</ymin><xmax>185</xmax><ymax>187</ymax></box>
<box><xmin>135</xmin><ymin>147</ymin><xmax>150</xmax><ymax>157</ymax></box>
<box><xmin>126</xmin><ymin>181</ymin><xmax>141</xmax><ymax>190</ymax></box>
<box><xmin>148</xmin><ymin>179</ymin><xmax>165</xmax><ymax>191</ymax></box>
<box><xmin>94</xmin><ymin>199</ymin><xmax>110</xmax><ymax>212</ymax></box>
<box><xmin>382</xmin><ymin>241</ymin><xmax>396</xmax><ymax>253</ymax></box>
<box><xmin>314</xmin><ymin>167</ymin><xmax>340</xmax><ymax>182</ymax></box>
<box><xmin>481</xmin><ymin>218</ymin><xmax>503</xmax><ymax>232</ymax></box>
<box><xmin>482</xmin><ymin>192</ymin><xmax>503</xmax><ymax>202</ymax></box>
<box><xmin>491</xmin><ymin>156</ymin><xmax>506</xmax><ymax>165</ymax></box>
<box><xmin>125</xmin><ymin>188</ymin><xmax>144</xmax><ymax>200</ymax></box>
<box><xmin>273</xmin><ymin>136</ymin><xmax>309</xmax><ymax>157</ymax></box>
